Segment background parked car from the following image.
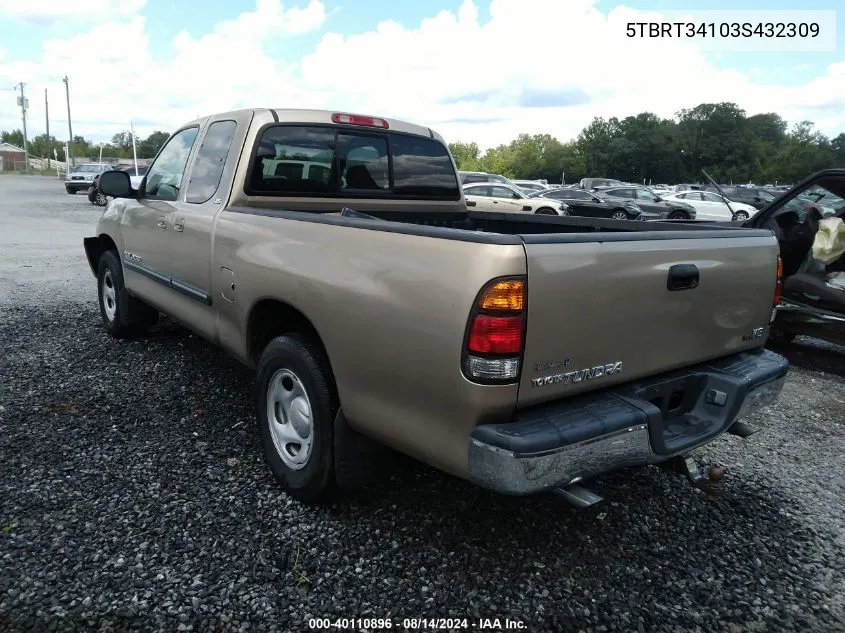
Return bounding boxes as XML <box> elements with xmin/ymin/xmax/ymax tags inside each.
<box><xmin>65</xmin><ymin>163</ymin><xmax>118</xmax><ymax>194</ymax></box>
<box><xmin>512</xmin><ymin>179</ymin><xmax>550</xmax><ymax>194</ymax></box>
<box><xmin>530</xmin><ymin>187</ymin><xmax>643</xmax><ymax>220</ymax></box>
<box><xmin>707</xmin><ymin>185</ymin><xmax>777</xmax><ymax>210</ymax></box>
<box><xmin>594</xmin><ymin>185</ymin><xmax>697</xmax><ymax>219</ymax></box>
<box><xmin>579</xmin><ymin>177</ymin><xmax>624</xmax><ymax>190</ymax></box>
<box><xmin>662</xmin><ymin>190</ymin><xmax>757</xmax><ymax>221</ymax></box>
<box><xmin>463</xmin><ymin>182</ymin><xmax>570</xmax><ymax>215</ymax></box>
<box><xmin>458</xmin><ymin>170</ymin><xmax>515</xmax><ymax>186</ymax></box>
<box><xmin>121</xmin><ymin>165</ymin><xmax>148</xmax><ymax>189</ymax></box>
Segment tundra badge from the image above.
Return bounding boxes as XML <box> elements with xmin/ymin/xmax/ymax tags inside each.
<box><xmin>531</xmin><ymin>361</ymin><xmax>623</xmax><ymax>388</ymax></box>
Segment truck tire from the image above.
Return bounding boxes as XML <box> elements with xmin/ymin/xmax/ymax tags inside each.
<box><xmin>66</xmin><ymin>186</ymin><xmax>75</xmax><ymax>194</ymax></box>
<box><xmin>257</xmin><ymin>334</ymin><xmax>338</xmax><ymax>503</ymax></box>
<box><xmin>97</xmin><ymin>250</ymin><xmax>159</xmax><ymax>338</ymax></box>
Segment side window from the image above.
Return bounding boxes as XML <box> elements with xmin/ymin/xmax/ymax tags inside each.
<box><xmin>143</xmin><ymin>127</ymin><xmax>199</xmax><ymax>201</ymax></box>
<box><xmin>390</xmin><ymin>135</ymin><xmax>459</xmax><ymax>199</ymax></box>
<box><xmin>608</xmin><ymin>188</ymin><xmax>631</xmax><ymax>199</ymax></box>
<box><xmin>249</xmin><ymin>126</ymin><xmax>335</xmax><ymax>194</ymax></box>
<box><xmin>676</xmin><ymin>193</ymin><xmax>688</xmax><ymax>199</ymax></box>
<box><xmin>635</xmin><ymin>189</ymin><xmax>655</xmax><ymax>201</ymax></box>
<box><xmin>491</xmin><ymin>186</ymin><xmax>517</xmax><ymax>198</ymax></box>
<box><xmin>186</xmin><ymin>120</ymin><xmax>237</xmax><ymax>204</ymax></box>
<box><xmin>466</xmin><ymin>186</ymin><xmax>491</xmax><ymax>197</ymax></box>
<box><xmin>702</xmin><ymin>192</ymin><xmax>721</xmax><ymax>202</ymax></box>
<box><xmin>338</xmin><ymin>133</ymin><xmax>388</xmax><ymax>192</ymax></box>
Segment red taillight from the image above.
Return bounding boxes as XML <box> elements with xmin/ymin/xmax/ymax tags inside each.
<box><xmin>774</xmin><ymin>255</ymin><xmax>783</xmax><ymax>306</ymax></box>
<box><xmin>331</xmin><ymin>112</ymin><xmax>389</xmax><ymax>129</ymax></box>
<box><xmin>463</xmin><ymin>277</ymin><xmax>527</xmax><ymax>383</ymax></box>
<box><xmin>468</xmin><ymin>315</ymin><xmax>524</xmax><ymax>354</ymax></box>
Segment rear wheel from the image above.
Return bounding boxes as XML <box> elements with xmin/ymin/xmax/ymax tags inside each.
<box><xmin>610</xmin><ymin>210</ymin><xmax>629</xmax><ymax>220</ymax></box>
<box><xmin>97</xmin><ymin>250</ymin><xmax>158</xmax><ymax>338</ymax></box>
<box><xmin>669</xmin><ymin>210</ymin><xmax>689</xmax><ymax>220</ymax></box>
<box><xmin>257</xmin><ymin>334</ymin><xmax>338</xmax><ymax>504</ymax></box>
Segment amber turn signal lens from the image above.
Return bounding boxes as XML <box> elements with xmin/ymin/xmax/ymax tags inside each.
<box><xmin>478</xmin><ymin>279</ymin><xmax>525</xmax><ymax>312</ymax></box>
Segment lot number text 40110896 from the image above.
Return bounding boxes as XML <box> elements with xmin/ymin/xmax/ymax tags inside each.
<box><xmin>307</xmin><ymin>617</ymin><xmax>527</xmax><ymax>630</ymax></box>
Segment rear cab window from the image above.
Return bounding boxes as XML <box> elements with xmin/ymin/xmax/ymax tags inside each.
<box><xmin>247</xmin><ymin>124</ymin><xmax>460</xmax><ymax>201</ymax></box>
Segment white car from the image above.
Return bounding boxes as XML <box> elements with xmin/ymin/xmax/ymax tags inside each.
<box><xmin>463</xmin><ymin>182</ymin><xmax>569</xmax><ymax>215</ymax></box>
<box><xmin>512</xmin><ymin>179</ymin><xmax>550</xmax><ymax>194</ymax></box>
<box><xmin>661</xmin><ymin>190</ymin><xmax>757</xmax><ymax>221</ymax></box>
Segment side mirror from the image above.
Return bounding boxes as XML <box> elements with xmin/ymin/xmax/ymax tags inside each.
<box><xmin>99</xmin><ymin>170</ymin><xmax>133</xmax><ymax>198</ymax></box>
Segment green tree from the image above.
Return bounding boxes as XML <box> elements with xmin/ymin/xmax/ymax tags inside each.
<box><xmin>139</xmin><ymin>131</ymin><xmax>170</xmax><ymax>159</ymax></box>
<box><xmin>1</xmin><ymin>129</ymin><xmax>25</xmax><ymax>147</ymax></box>
<box><xmin>832</xmin><ymin>133</ymin><xmax>845</xmax><ymax>167</ymax></box>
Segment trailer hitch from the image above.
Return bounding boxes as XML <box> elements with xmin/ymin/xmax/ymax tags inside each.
<box><xmin>662</xmin><ymin>455</ymin><xmax>727</xmax><ymax>501</ymax></box>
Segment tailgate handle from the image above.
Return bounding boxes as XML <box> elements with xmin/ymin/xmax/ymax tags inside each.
<box><xmin>668</xmin><ymin>264</ymin><xmax>699</xmax><ymax>291</ymax></box>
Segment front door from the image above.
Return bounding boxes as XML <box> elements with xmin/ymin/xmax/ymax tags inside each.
<box><xmin>490</xmin><ymin>185</ymin><xmax>525</xmax><ymax>213</ymax></box>
<box><xmin>119</xmin><ymin>126</ymin><xmax>200</xmax><ymax>306</ymax></box>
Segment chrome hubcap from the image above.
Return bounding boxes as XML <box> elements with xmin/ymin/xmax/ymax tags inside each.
<box><xmin>102</xmin><ymin>269</ymin><xmax>117</xmax><ymax>321</ymax></box>
<box><xmin>735</xmin><ymin>213</ymin><xmax>748</xmax><ymax>221</ymax></box>
<box><xmin>266</xmin><ymin>369</ymin><xmax>313</xmax><ymax>470</ymax></box>
<box><xmin>611</xmin><ymin>212</ymin><xmax>627</xmax><ymax>220</ymax></box>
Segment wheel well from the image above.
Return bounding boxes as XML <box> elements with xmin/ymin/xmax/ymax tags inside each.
<box><xmin>247</xmin><ymin>299</ymin><xmax>327</xmax><ymax>364</ymax></box>
<box><xmin>535</xmin><ymin>207</ymin><xmax>556</xmax><ymax>215</ymax></box>
<box><xmin>83</xmin><ymin>234</ymin><xmax>118</xmax><ymax>276</ymax></box>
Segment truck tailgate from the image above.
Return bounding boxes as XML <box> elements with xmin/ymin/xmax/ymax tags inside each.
<box><xmin>518</xmin><ymin>232</ymin><xmax>779</xmax><ymax>408</ymax></box>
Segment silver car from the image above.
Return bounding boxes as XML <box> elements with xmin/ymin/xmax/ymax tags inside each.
<box><xmin>65</xmin><ymin>163</ymin><xmax>116</xmax><ymax>194</ymax></box>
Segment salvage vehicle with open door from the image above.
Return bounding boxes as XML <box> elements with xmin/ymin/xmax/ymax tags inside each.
<box><xmin>744</xmin><ymin>169</ymin><xmax>845</xmax><ymax>346</ymax></box>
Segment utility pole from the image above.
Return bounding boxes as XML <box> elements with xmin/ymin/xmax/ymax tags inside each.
<box><xmin>45</xmin><ymin>88</ymin><xmax>50</xmax><ymax>169</ymax></box>
<box><xmin>62</xmin><ymin>76</ymin><xmax>74</xmax><ymax>167</ymax></box>
<box><xmin>17</xmin><ymin>82</ymin><xmax>29</xmax><ymax>173</ymax></box>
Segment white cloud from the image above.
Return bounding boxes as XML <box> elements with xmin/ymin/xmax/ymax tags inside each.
<box><xmin>1</xmin><ymin>0</ymin><xmax>843</xmax><ymax>151</ymax></box>
<box><xmin>0</xmin><ymin>0</ymin><xmax>146</xmax><ymax>26</ymax></box>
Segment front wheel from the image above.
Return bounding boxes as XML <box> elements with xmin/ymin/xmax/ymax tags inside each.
<box><xmin>97</xmin><ymin>250</ymin><xmax>158</xmax><ymax>338</ymax></box>
<box><xmin>257</xmin><ymin>334</ymin><xmax>338</xmax><ymax>504</ymax></box>
<box><xmin>733</xmin><ymin>211</ymin><xmax>750</xmax><ymax>221</ymax></box>
<box><xmin>94</xmin><ymin>192</ymin><xmax>108</xmax><ymax>206</ymax></box>
<box><xmin>65</xmin><ymin>186</ymin><xmax>75</xmax><ymax>195</ymax></box>
<box><xmin>610</xmin><ymin>210</ymin><xmax>629</xmax><ymax>220</ymax></box>
<box><xmin>669</xmin><ymin>210</ymin><xmax>689</xmax><ymax>220</ymax></box>
<box><xmin>535</xmin><ymin>207</ymin><xmax>559</xmax><ymax>216</ymax></box>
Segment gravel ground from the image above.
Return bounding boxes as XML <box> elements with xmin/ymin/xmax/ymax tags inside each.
<box><xmin>1</xmin><ymin>176</ymin><xmax>845</xmax><ymax>632</ymax></box>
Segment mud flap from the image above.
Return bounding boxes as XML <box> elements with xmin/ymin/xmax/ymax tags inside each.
<box><xmin>333</xmin><ymin>410</ymin><xmax>390</xmax><ymax>491</ymax></box>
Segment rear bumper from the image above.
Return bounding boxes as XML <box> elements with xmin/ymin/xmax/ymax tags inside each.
<box><xmin>468</xmin><ymin>348</ymin><xmax>788</xmax><ymax>495</ymax></box>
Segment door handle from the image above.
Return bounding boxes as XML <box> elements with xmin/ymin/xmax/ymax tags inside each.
<box><xmin>174</xmin><ymin>217</ymin><xmax>185</xmax><ymax>232</ymax></box>
<box><xmin>667</xmin><ymin>264</ymin><xmax>699</xmax><ymax>291</ymax></box>
<box><xmin>157</xmin><ymin>218</ymin><xmax>167</xmax><ymax>230</ymax></box>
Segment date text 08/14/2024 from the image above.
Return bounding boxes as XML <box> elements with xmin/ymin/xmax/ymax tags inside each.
<box><xmin>307</xmin><ymin>617</ymin><xmax>527</xmax><ymax>630</ymax></box>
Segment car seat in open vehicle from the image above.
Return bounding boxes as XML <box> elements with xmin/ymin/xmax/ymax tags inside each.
<box><xmin>783</xmin><ymin>274</ymin><xmax>845</xmax><ymax>312</ymax></box>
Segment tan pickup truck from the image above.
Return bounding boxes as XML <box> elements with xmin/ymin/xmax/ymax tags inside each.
<box><xmin>85</xmin><ymin>108</ymin><xmax>789</xmax><ymax>503</ymax></box>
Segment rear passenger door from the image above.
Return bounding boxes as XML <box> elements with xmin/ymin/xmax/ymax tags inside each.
<box><xmin>166</xmin><ymin>111</ymin><xmax>252</xmax><ymax>340</ymax></box>
<box><xmin>463</xmin><ymin>185</ymin><xmax>493</xmax><ymax>210</ymax></box>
